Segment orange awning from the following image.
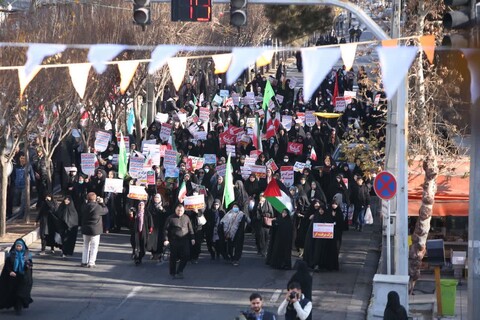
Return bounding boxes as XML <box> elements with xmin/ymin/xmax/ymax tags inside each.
<box><xmin>407</xmin><ymin>158</ymin><xmax>470</xmax><ymax>217</ymax></box>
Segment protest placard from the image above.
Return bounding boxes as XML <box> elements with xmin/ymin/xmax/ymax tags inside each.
<box><xmin>129</xmin><ymin>156</ymin><xmax>145</xmax><ymax>178</ymax></box>
<box><xmin>155</xmin><ymin>112</ymin><xmax>169</xmax><ymax>123</ymax></box>
<box><xmin>293</xmin><ymin>161</ymin><xmax>306</xmax><ymax>173</ymax></box>
<box><xmin>147</xmin><ymin>171</ymin><xmax>156</xmax><ymax>185</ymax></box>
<box><xmin>313</xmin><ymin>223</ymin><xmax>334</xmax><ymax>239</ymax></box>
<box><xmin>216</xmin><ymin>164</ymin><xmax>227</xmax><ymax>176</ymax></box>
<box><xmin>344</xmin><ymin>90</ymin><xmax>356</xmax><ymax>104</ymax></box>
<box><xmin>213</xmin><ymin>94</ymin><xmax>223</xmax><ymax>105</ymax></box>
<box><xmin>250</xmin><ymin>165</ymin><xmax>267</xmax><ymax>179</ymax></box>
<box><xmin>184</xmin><ymin>195</ymin><xmax>205</xmax><ymax>210</ymax></box>
<box><xmin>296</xmin><ymin>112</ymin><xmax>305</xmax><ymax>124</ymax></box>
<box><xmin>204</xmin><ymin>154</ymin><xmax>217</xmax><ymax>165</ymax></box>
<box><xmin>219</xmin><ymin>89</ymin><xmax>229</xmax><ymax>98</ymax></box>
<box><xmin>374</xmin><ymin>93</ymin><xmax>381</xmax><ymax>106</ymax></box>
<box><xmin>112</xmin><ymin>154</ymin><xmax>119</xmax><ymax>165</ymax></box>
<box><xmin>94</xmin><ymin>130</ymin><xmax>111</xmax><ymax>152</ymax></box>
<box><xmin>194</xmin><ymin>131</ymin><xmax>207</xmax><ymax>140</ymax></box>
<box><xmin>159</xmin><ymin>145</ymin><xmax>167</xmax><ymax>158</ymax></box>
<box><xmin>232</xmin><ymin>93</ymin><xmax>240</xmax><ymax>105</ymax></box>
<box><xmin>305</xmin><ymin>111</ymin><xmax>316</xmax><ymax>127</ymax></box>
<box><xmin>104</xmin><ymin>178</ymin><xmax>124</xmax><ymax>193</ymax></box>
<box><xmin>165</xmin><ymin>167</ymin><xmax>179</xmax><ymax>178</ymax></box>
<box><xmin>275</xmin><ymin>94</ymin><xmax>284</xmax><ymax>104</ymax></box>
<box><xmin>287</xmin><ymin>142</ymin><xmax>303</xmax><ymax>155</ymax></box>
<box><xmin>142</xmin><ymin>143</ymin><xmax>161</xmax><ymax>166</ymax></box>
<box><xmin>266</xmin><ymin>159</ymin><xmax>278</xmax><ymax>172</ymax></box>
<box><xmin>246</xmin><ymin>117</ymin><xmax>255</xmax><ymax>128</ymax></box>
<box><xmin>199</xmin><ymin>107</ymin><xmax>210</xmax><ymax>123</ymax></box>
<box><xmin>243</xmin><ymin>157</ymin><xmax>255</xmax><ymax>167</ymax></box>
<box><xmin>160</xmin><ymin>123</ymin><xmax>172</xmax><ymax>142</ymax></box>
<box><xmin>281</xmin><ymin>115</ymin><xmax>293</xmax><ymax>131</ymax></box>
<box><xmin>127</xmin><ymin>185</ymin><xmax>148</xmax><ymax>201</ymax></box>
<box><xmin>240</xmin><ymin>166</ymin><xmax>251</xmax><ymax>180</ymax></box>
<box><xmin>246</xmin><ymin>92</ymin><xmax>255</xmax><ymax>99</ymax></box>
<box><xmin>81</xmin><ymin>153</ymin><xmax>97</xmax><ymax>176</ymax></box>
<box><xmin>164</xmin><ymin>150</ymin><xmax>178</xmax><ymax>169</ymax></box>
<box><xmin>250</xmin><ymin>150</ymin><xmax>261</xmax><ymax>159</ymax></box>
<box><xmin>226</xmin><ymin>144</ymin><xmax>236</xmax><ymax>157</ymax></box>
<box><xmin>177</xmin><ymin>112</ymin><xmax>187</xmax><ymax>124</ymax></box>
<box><xmin>280</xmin><ymin>166</ymin><xmax>294</xmax><ymax>187</ymax></box>
<box><xmin>335</xmin><ymin>97</ymin><xmax>347</xmax><ymax>112</ymax></box>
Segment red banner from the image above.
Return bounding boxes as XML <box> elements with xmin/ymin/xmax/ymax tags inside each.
<box><xmin>287</xmin><ymin>142</ymin><xmax>303</xmax><ymax>155</ymax></box>
<box><xmin>219</xmin><ymin>131</ymin><xmax>236</xmax><ymax>146</ymax></box>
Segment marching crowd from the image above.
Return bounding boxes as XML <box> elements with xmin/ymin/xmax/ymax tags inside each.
<box><xmin>2</xmin><ymin>59</ymin><xmax>387</xmax><ymax>316</ymax></box>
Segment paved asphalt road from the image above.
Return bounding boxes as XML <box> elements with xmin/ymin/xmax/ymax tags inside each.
<box><xmin>0</xmin><ymin>220</ymin><xmax>381</xmax><ymax>320</ymax></box>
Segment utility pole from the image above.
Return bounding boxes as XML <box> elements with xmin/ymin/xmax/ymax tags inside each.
<box><xmin>467</xmin><ymin>50</ymin><xmax>480</xmax><ymax>320</ymax></box>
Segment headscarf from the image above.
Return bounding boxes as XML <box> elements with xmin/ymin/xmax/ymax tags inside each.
<box><xmin>11</xmin><ymin>239</ymin><xmax>29</xmax><ymax>275</ymax></box>
<box><xmin>153</xmin><ymin>193</ymin><xmax>163</xmax><ymax>209</ymax></box>
<box><xmin>221</xmin><ymin>205</ymin><xmax>244</xmax><ymax>239</ymax></box>
<box><xmin>57</xmin><ymin>196</ymin><xmax>79</xmax><ymax>229</ymax></box>
<box><xmin>137</xmin><ymin>202</ymin><xmax>145</xmax><ymax>232</ymax></box>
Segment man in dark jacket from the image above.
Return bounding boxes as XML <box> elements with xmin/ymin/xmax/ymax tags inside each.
<box><xmin>163</xmin><ymin>204</ymin><xmax>195</xmax><ymax>279</ymax></box>
<box><xmin>81</xmin><ymin>192</ymin><xmax>108</xmax><ymax>268</ymax></box>
<box><xmin>352</xmin><ymin>176</ymin><xmax>370</xmax><ymax>231</ymax></box>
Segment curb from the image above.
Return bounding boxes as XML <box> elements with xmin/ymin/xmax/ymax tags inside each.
<box><xmin>0</xmin><ymin>227</ymin><xmax>40</xmax><ymax>270</ymax></box>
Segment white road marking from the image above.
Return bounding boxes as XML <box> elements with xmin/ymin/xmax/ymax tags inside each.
<box><xmin>117</xmin><ymin>285</ymin><xmax>143</xmax><ymax>308</ymax></box>
<box><xmin>270</xmin><ymin>289</ymin><xmax>282</xmax><ymax>303</ymax></box>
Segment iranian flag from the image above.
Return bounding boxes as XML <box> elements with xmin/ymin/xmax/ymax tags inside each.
<box><xmin>264</xmin><ymin>179</ymin><xmax>294</xmax><ymax>214</ymax></box>
<box><xmin>178</xmin><ymin>181</ymin><xmax>187</xmax><ymax>203</ymax></box>
<box><xmin>310</xmin><ymin>146</ymin><xmax>317</xmax><ymax>161</ymax></box>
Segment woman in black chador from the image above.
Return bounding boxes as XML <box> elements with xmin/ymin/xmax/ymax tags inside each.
<box><xmin>267</xmin><ymin>209</ymin><xmax>293</xmax><ymax>270</ymax></box>
<box><xmin>131</xmin><ymin>202</ymin><xmax>153</xmax><ymax>265</ymax></box>
<box><xmin>303</xmin><ymin>204</ymin><xmax>339</xmax><ymax>271</ymax></box>
<box><xmin>0</xmin><ymin>239</ymin><xmax>33</xmax><ymax>315</ymax></box>
<box><xmin>146</xmin><ymin>193</ymin><xmax>168</xmax><ymax>261</ymax></box>
<box><xmin>54</xmin><ymin>196</ymin><xmax>79</xmax><ymax>257</ymax></box>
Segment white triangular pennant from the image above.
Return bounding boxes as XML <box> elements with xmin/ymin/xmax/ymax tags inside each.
<box><xmin>340</xmin><ymin>43</ymin><xmax>357</xmax><ymax>71</ymax></box>
<box><xmin>24</xmin><ymin>44</ymin><xmax>66</xmax><ymax>79</ymax></box>
<box><xmin>227</xmin><ymin>47</ymin><xmax>265</xmax><ymax>85</ymax></box>
<box><xmin>68</xmin><ymin>63</ymin><xmax>91</xmax><ymax>99</ymax></box>
<box><xmin>302</xmin><ymin>47</ymin><xmax>341</xmax><ymax>101</ymax></box>
<box><xmin>212</xmin><ymin>53</ymin><xmax>232</xmax><ymax>74</ymax></box>
<box><xmin>167</xmin><ymin>57</ymin><xmax>188</xmax><ymax>91</ymax></box>
<box><xmin>18</xmin><ymin>66</ymin><xmax>41</xmax><ymax>98</ymax></box>
<box><xmin>88</xmin><ymin>44</ymin><xmax>126</xmax><ymax>74</ymax></box>
<box><xmin>117</xmin><ymin>60</ymin><xmax>139</xmax><ymax>94</ymax></box>
<box><xmin>377</xmin><ymin>46</ymin><xmax>418</xmax><ymax>98</ymax></box>
<box><xmin>256</xmin><ymin>50</ymin><xmax>275</xmax><ymax>67</ymax></box>
<box><xmin>462</xmin><ymin>49</ymin><xmax>480</xmax><ymax>103</ymax></box>
<box><xmin>148</xmin><ymin>45</ymin><xmax>179</xmax><ymax>74</ymax></box>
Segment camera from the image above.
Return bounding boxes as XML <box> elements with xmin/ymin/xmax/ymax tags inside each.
<box><xmin>289</xmin><ymin>291</ymin><xmax>298</xmax><ymax>300</ymax></box>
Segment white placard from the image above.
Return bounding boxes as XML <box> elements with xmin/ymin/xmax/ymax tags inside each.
<box><xmin>155</xmin><ymin>112</ymin><xmax>169</xmax><ymax>123</ymax></box>
<box><xmin>313</xmin><ymin>223</ymin><xmax>334</xmax><ymax>239</ymax></box>
<box><xmin>281</xmin><ymin>115</ymin><xmax>293</xmax><ymax>131</ymax></box>
<box><xmin>94</xmin><ymin>131</ymin><xmax>111</xmax><ymax>153</ymax></box>
<box><xmin>160</xmin><ymin>123</ymin><xmax>172</xmax><ymax>142</ymax></box>
<box><xmin>81</xmin><ymin>153</ymin><xmax>97</xmax><ymax>176</ymax></box>
<box><xmin>104</xmin><ymin>178</ymin><xmax>124</xmax><ymax>193</ymax></box>
<box><xmin>226</xmin><ymin>144</ymin><xmax>236</xmax><ymax>157</ymax></box>
<box><xmin>129</xmin><ymin>156</ymin><xmax>145</xmax><ymax>178</ymax></box>
<box><xmin>280</xmin><ymin>166</ymin><xmax>294</xmax><ymax>187</ymax></box>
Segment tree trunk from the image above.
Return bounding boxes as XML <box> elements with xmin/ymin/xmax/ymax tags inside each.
<box><xmin>0</xmin><ymin>159</ymin><xmax>9</xmax><ymax>237</ymax></box>
<box><xmin>408</xmin><ymin>0</ymin><xmax>438</xmax><ymax>288</ymax></box>
<box><xmin>24</xmin><ymin>143</ymin><xmax>31</xmax><ymax>223</ymax></box>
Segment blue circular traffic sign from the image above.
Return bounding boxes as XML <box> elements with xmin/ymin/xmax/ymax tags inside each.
<box><xmin>373</xmin><ymin>171</ymin><xmax>397</xmax><ymax>200</ymax></box>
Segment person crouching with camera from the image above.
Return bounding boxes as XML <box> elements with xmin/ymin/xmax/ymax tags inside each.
<box><xmin>277</xmin><ymin>282</ymin><xmax>312</xmax><ymax>320</ymax></box>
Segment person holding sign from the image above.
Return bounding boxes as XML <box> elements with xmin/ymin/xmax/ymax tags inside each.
<box><xmin>220</xmin><ymin>202</ymin><xmax>250</xmax><ymax>266</ymax></box>
<box><xmin>303</xmin><ymin>204</ymin><xmax>338</xmax><ymax>271</ymax></box>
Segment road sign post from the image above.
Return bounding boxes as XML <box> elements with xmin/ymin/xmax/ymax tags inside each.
<box><xmin>374</xmin><ymin>171</ymin><xmax>397</xmax><ymax>275</ymax></box>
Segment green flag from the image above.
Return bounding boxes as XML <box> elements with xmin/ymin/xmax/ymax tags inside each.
<box><xmin>118</xmin><ymin>133</ymin><xmax>128</xmax><ymax>179</ymax></box>
<box><xmin>262</xmin><ymin>80</ymin><xmax>275</xmax><ymax>111</ymax></box>
<box><xmin>222</xmin><ymin>153</ymin><xmax>235</xmax><ymax>209</ymax></box>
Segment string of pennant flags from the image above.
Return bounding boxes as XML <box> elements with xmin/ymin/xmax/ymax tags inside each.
<box><xmin>1</xmin><ymin>34</ymin><xmax>439</xmax><ymax>101</ymax></box>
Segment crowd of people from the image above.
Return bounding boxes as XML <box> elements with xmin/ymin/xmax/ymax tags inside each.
<box><xmin>2</xmin><ymin>56</ymin><xmax>388</xmax><ymax>315</ymax></box>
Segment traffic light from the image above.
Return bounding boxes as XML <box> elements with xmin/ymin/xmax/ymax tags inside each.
<box><xmin>133</xmin><ymin>0</ymin><xmax>151</xmax><ymax>26</ymax></box>
<box><xmin>443</xmin><ymin>0</ymin><xmax>476</xmax><ymax>29</ymax></box>
<box><xmin>230</xmin><ymin>0</ymin><xmax>247</xmax><ymax>27</ymax></box>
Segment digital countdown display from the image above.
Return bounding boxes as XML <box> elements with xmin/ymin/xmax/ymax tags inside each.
<box><xmin>171</xmin><ymin>0</ymin><xmax>212</xmax><ymax>22</ymax></box>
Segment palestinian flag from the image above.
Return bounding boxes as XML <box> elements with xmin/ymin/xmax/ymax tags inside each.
<box><xmin>264</xmin><ymin>179</ymin><xmax>294</xmax><ymax>214</ymax></box>
<box><xmin>178</xmin><ymin>181</ymin><xmax>187</xmax><ymax>203</ymax></box>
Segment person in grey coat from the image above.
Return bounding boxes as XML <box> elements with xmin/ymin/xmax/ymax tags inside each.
<box><xmin>81</xmin><ymin>192</ymin><xmax>107</xmax><ymax>268</ymax></box>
